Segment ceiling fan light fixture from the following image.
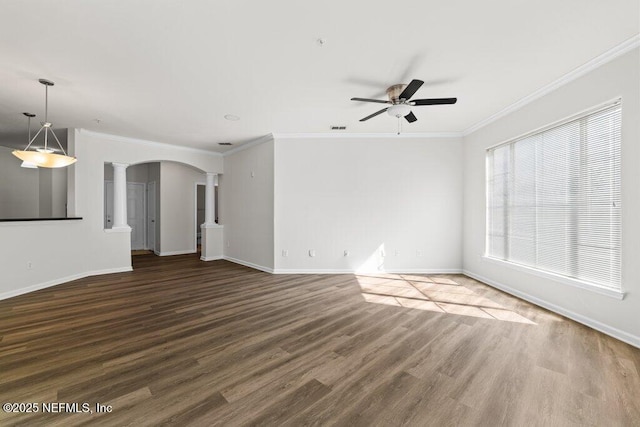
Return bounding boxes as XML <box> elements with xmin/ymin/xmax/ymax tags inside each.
<box><xmin>387</xmin><ymin>104</ymin><xmax>411</xmax><ymax>118</ymax></box>
<box><xmin>352</xmin><ymin>79</ymin><xmax>457</xmax><ymax>123</ymax></box>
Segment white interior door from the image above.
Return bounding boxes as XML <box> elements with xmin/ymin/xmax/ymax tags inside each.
<box><xmin>127</xmin><ymin>182</ymin><xmax>146</xmax><ymax>250</ymax></box>
<box><xmin>147</xmin><ymin>181</ymin><xmax>156</xmax><ymax>251</ymax></box>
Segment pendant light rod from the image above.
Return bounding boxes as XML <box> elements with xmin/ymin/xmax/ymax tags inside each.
<box><xmin>22</xmin><ymin>121</ymin><xmax>44</xmax><ymax>151</ymax></box>
<box><xmin>12</xmin><ymin>78</ymin><xmax>77</xmax><ymax>168</ymax></box>
<box><xmin>20</xmin><ymin>112</ymin><xmax>38</xmax><ymax>169</ymax></box>
<box><xmin>39</xmin><ymin>79</ymin><xmax>54</xmax><ymax>153</ymax></box>
<box><xmin>23</xmin><ymin>112</ymin><xmax>35</xmax><ymax>141</ymax></box>
<box><xmin>44</xmin><ymin>81</ymin><xmax>49</xmax><ymax>123</ymax></box>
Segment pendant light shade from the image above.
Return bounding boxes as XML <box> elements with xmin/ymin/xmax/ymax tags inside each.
<box><xmin>13</xmin><ymin>150</ymin><xmax>77</xmax><ymax>168</ymax></box>
<box><xmin>20</xmin><ymin>161</ymin><xmax>38</xmax><ymax>169</ymax></box>
<box><xmin>11</xmin><ymin>79</ymin><xmax>77</xmax><ymax>168</ymax></box>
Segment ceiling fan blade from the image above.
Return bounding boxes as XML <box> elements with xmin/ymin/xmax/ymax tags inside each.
<box><xmin>411</xmin><ymin>98</ymin><xmax>457</xmax><ymax>106</ymax></box>
<box><xmin>398</xmin><ymin>79</ymin><xmax>424</xmax><ymax>100</ymax></box>
<box><xmin>359</xmin><ymin>108</ymin><xmax>389</xmax><ymax>122</ymax></box>
<box><xmin>404</xmin><ymin>112</ymin><xmax>417</xmax><ymax>123</ymax></box>
<box><xmin>351</xmin><ymin>97</ymin><xmax>391</xmax><ymax>104</ymax></box>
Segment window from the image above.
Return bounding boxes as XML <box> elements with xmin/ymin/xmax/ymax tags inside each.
<box><xmin>486</xmin><ymin>101</ymin><xmax>622</xmax><ymax>292</ymax></box>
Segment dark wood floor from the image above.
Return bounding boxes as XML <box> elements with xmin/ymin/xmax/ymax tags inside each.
<box><xmin>1</xmin><ymin>254</ymin><xmax>639</xmax><ymax>426</ymax></box>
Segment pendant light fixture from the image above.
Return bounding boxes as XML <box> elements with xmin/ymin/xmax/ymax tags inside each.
<box><xmin>20</xmin><ymin>112</ymin><xmax>38</xmax><ymax>169</ymax></box>
<box><xmin>12</xmin><ymin>79</ymin><xmax>77</xmax><ymax>168</ymax></box>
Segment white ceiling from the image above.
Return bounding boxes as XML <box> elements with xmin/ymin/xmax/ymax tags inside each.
<box><xmin>0</xmin><ymin>0</ymin><xmax>638</xmax><ymax>152</ymax></box>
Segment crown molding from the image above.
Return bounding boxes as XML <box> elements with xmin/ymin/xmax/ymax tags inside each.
<box><xmin>272</xmin><ymin>132</ymin><xmax>463</xmax><ymax>139</ymax></box>
<box><xmin>463</xmin><ymin>34</ymin><xmax>640</xmax><ymax>136</ymax></box>
<box><xmin>78</xmin><ymin>129</ymin><xmax>223</xmax><ymax>157</ymax></box>
<box><xmin>222</xmin><ymin>134</ymin><xmax>274</xmax><ymax>156</ymax></box>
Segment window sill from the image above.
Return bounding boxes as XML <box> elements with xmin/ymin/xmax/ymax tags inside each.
<box><xmin>482</xmin><ymin>256</ymin><xmax>625</xmax><ymax>300</ymax></box>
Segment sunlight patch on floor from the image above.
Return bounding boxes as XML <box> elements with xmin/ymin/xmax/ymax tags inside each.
<box><xmin>356</xmin><ymin>274</ymin><xmax>536</xmax><ymax>325</ymax></box>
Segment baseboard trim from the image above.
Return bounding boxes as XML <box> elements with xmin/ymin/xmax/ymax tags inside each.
<box><xmin>272</xmin><ymin>268</ymin><xmax>463</xmax><ymax>275</ymax></box>
<box><xmin>200</xmin><ymin>255</ymin><xmax>223</xmax><ymax>261</ymax></box>
<box><xmin>0</xmin><ymin>266</ymin><xmax>133</xmax><ymax>301</ymax></box>
<box><xmin>223</xmin><ymin>256</ymin><xmax>274</xmax><ymax>273</ymax></box>
<box><xmin>157</xmin><ymin>250</ymin><xmax>197</xmax><ymax>256</ymax></box>
<box><xmin>272</xmin><ymin>269</ymin><xmax>353</xmax><ymax>275</ymax></box>
<box><xmin>462</xmin><ymin>269</ymin><xmax>640</xmax><ymax>349</ymax></box>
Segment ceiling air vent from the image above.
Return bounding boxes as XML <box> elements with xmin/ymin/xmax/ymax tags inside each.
<box><xmin>218</xmin><ymin>142</ymin><xmax>233</xmax><ymax>146</ymax></box>
<box><xmin>330</xmin><ymin>126</ymin><xmax>347</xmax><ymax>130</ymax></box>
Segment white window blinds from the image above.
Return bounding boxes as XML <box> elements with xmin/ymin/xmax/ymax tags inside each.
<box><xmin>486</xmin><ymin>102</ymin><xmax>622</xmax><ymax>291</ymax></box>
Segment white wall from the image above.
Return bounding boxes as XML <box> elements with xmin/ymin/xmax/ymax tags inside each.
<box><xmin>104</xmin><ymin>162</ymin><xmax>149</xmax><ymax>183</ymax></box>
<box><xmin>37</xmin><ymin>168</ymin><xmax>67</xmax><ymax>218</ymax></box>
<box><xmin>0</xmin><ymin>146</ymin><xmax>66</xmax><ymax>219</ymax></box>
<box><xmin>220</xmin><ymin>138</ymin><xmax>275</xmax><ymax>271</ymax></box>
<box><xmin>462</xmin><ymin>48</ymin><xmax>640</xmax><ymax>346</ymax></box>
<box><xmin>0</xmin><ymin>146</ymin><xmax>40</xmax><ymax>218</ymax></box>
<box><xmin>0</xmin><ymin>130</ymin><xmax>222</xmax><ymax>300</ymax></box>
<box><xmin>273</xmin><ymin>136</ymin><xmax>463</xmax><ymax>273</ymax></box>
<box><xmin>159</xmin><ymin>161</ymin><xmax>204</xmax><ymax>255</ymax></box>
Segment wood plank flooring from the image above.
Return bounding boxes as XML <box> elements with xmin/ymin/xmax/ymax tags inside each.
<box><xmin>0</xmin><ymin>254</ymin><xmax>639</xmax><ymax>426</ymax></box>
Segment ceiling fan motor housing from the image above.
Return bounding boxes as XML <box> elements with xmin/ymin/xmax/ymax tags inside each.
<box><xmin>386</xmin><ymin>84</ymin><xmax>408</xmax><ymax>103</ymax></box>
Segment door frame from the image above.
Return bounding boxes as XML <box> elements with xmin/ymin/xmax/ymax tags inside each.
<box><xmin>147</xmin><ymin>181</ymin><xmax>157</xmax><ymax>253</ymax></box>
<box><xmin>195</xmin><ymin>182</ymin><xmax>205</xmax><ymax>253</ymax></box>
<box><xmin>127</xmin><ymin>181</ymin><xmax>147</xmax><ymax>251</ymax></box>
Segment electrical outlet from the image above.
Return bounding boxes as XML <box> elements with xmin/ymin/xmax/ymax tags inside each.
<box><xmin>343</xmin><ymin>250</ymin><xmax>349</xmax><ymax>257</ymax></box>
<box><xmin>416</xmin><ymin>250</ymin><xmax>422</xmax><ymax>257</ymax></box>
<box><xmin>27</xmin><ymin>261</ymin><xmax>33</xmax><ymax>270</ymax></box>
<box><xmin>282</xmin><ymin>250</ymin><xmax>288</xmax><ymax>257</ymax></box>
<box><xmin>380</xmin><ymin>249</ymin><xmax>386</xmax><ymax>257</ymax></box>
<box><xmin>250</xmin><ymin>171</ymin><xmax>255</xmax><ymax>178</ymax></box>
<box><xmin>309</xmin><ymin>249</ymin><xmax>316</xmax><ymax>257</ymax></box>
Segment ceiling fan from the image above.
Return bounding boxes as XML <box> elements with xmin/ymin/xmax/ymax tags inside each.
<box><xmin>351</xmin><ymin>79</ymin><xmax>457</xmax><ymax>123</ymax></box>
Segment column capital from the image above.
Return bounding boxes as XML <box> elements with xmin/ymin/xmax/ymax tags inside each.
<box><xmin>112</xmin><ymin>162</ymin><xmax>129</xmax><ymax>169</ymax></box>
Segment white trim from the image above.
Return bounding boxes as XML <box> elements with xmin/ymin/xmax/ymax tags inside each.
<box><xmin>79</xmin><ymin>129</ymin><xmax>223</xmax><ymax>157</ymax></box>
<box><xmin>273</xmin><ymin>269</ymin><xmax>354</xmax><ymax>274</ymax></box>
<box><xmin>0</xmin><ymin>219</ymin><xmax>83</xmax><ymax>227</ymax></box>
<box><xmin>223</xmin><ymin>256</ymin><xmax>274</xmax><ymax>273</ymax></box>
<box><xmin>222</xmin><ymin>134</ymin><xmax>274</xmax><ymax>156</ymax></box>
<box><xmin>482</xmin><ymin>256</ymin><xmax>624</xmax><ymax>300</ymax></box>
<box><xmin>462</xmin><ymin>269</ymin><xmax>640</xmax><ymax>349</ymax></box>
<box><xmin>0</xmin><ymin>267</ymin><xmax>133</xmax><ymax>301</ymax></box>
<box><xmin>272</xmin><ymin>268</ymin><xmax>463</xmax><ymax>275</ymax></box>
<box><xmin>104</xmin><ymin>226</ymin><xmax>132</xmax><ymax>233</ymax></box>
<box><xmin>272</xmin><ymin>132</ymin><xmax>463</xmax><ymax>139</ymax></box>
<box><xmin>463</xmin><ymin>35</ymin><xmax>640</xmax><ymax>136</ymax></box>
<box><xmin>195</xmin><ymin>181</ymin><xmax>205</xmax><ymax>254</ymax></box>
<box><xmin>200</xmin><ymin>255</ymin><xmax>224</xmax><ymax>261</ymax></box>
<box><xmin>157</xmin><ymin>249</ymin><xmax>197</xmax><ymax>256</ymax></box>
<box><xmin>201</xmin><ymin>223</ymin><xmax>224</xmax><ymax>229</ymax></box>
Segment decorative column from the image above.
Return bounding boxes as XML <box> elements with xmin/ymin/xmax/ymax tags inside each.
<box><xmin>204</xmin><ymin>172</ymin><xmax>217</xmax><ymax>226</ymax></box>
<box><xmin>112</xmin><ymin>162</ymin><xmax>131</xmax><ymax>231</ymax></box>
<box><xmin>201</xmin><ymin>172</ymin><xmax>223</xmax><ymax>261</ymax></box>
